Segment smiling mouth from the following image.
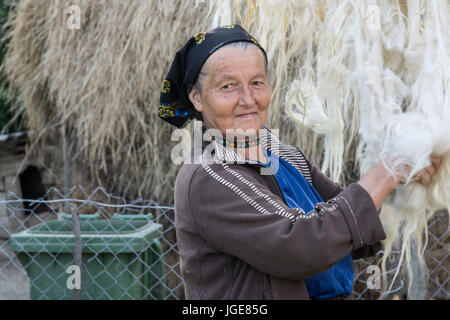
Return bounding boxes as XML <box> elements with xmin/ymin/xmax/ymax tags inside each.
<box><xmin>235</xmin><ymin>112</ymin><xmax>258</xmax><ymax>118</ymax></box>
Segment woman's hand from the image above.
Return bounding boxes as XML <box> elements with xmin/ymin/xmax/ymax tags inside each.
<box><xmin>396</xmin><ymin>156</ymin><xmax>441</xmax><ymax>185</ymax></box>
<box><xmin>410</xmin><ymin>156</ymin><xmax>441</xmax><ymax>186</ymax></box>
<box><xmin>358</xmin><ymin>155</ymin><xmax>442</xmax><ymax>212</ymax></box>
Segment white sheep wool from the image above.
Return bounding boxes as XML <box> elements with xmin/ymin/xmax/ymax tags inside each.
<box><xmin>205</xmin><ymin>0</ymin><xmax>450</xmax><ymax>298</ymax></box>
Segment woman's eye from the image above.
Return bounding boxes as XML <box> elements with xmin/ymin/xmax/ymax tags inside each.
<box><xmin>222</xmin><ymin>84</ymin><xmax>232</xmax><ymax>90</ymax></box>
<box><xmin>253</xmin><ymin>81</ymin><xmax>263</xmax><ymax>86</ymax></box>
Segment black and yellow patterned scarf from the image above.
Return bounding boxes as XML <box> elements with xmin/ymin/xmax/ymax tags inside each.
<box><xmin>159</xmin><ymin>24</ymin><xmax>266</xmax><ymax>128</ymax></box>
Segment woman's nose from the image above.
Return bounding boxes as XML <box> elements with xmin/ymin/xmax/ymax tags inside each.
<box><xmin>238</xmin><ymin>85</ymin><xmax>256</xmax><ymax>106</ymax></box>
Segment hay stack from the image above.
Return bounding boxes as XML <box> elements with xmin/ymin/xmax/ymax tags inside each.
<box><xmin>2</xmin><ymin>0</ymin><xmax>217</xmax><ymax>300</ymax></box>
<box><xmin>2</xmin><ymin>0</ymin><xmax>213</xmax><ymax>204</ymax></box>
<box><xmin>2</xmin><ymin>0</ymin><xmax>326</xmax><ymax>204</ymax></box>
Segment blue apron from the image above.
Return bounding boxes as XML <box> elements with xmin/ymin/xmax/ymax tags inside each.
<box><xmin>259</xmin><ymin>149</ymin><xmax>353</xmax><ymax>299</ymax></box>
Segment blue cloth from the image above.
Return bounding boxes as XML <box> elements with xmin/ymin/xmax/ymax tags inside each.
<box><xmin>259</xmin><ymin>149</ymin><xmax>354</xmax><ymax>299</ymax></box>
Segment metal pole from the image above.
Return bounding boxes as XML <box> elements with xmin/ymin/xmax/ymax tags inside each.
<box><xmin>62</xmin><ymin>122</ymin><xmax>82</xmax><ymax>300</ymax></box>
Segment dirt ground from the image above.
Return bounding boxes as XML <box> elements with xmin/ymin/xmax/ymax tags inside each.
<box><xmin>0</xmin><ymin>239</ymin><xmax>29</xmax><ymax>299</ymax></box>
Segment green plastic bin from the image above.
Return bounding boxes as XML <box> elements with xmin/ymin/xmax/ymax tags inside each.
<box><xmin>10</xmin><ymin>214</ymin><xmax>166</xmax><ymax>300</ymax></box>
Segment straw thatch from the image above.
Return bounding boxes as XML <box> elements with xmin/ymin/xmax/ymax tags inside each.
<box><xmin>2</xmin><ymin>0</ymin><xmax>331</xmax><ymax>205</ymax></box>
<box><xmin>1</xmin><ymin>0</ymin><xmax>215</xmax><ymax>204</ymax></box>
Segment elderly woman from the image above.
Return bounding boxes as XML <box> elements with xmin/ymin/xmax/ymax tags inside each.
<box><xmin>159</xmin><ymin>25</ymin><xmax>440</xmax><ymax>300</ymax></box>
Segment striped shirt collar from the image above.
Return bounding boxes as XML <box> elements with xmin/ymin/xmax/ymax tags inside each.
<box><xmin>196</xmin><ymin>124</ymin><xmax>282</xmax><ymax>165</ymax></box>
<box><xmin>191</xmin><ymin>124</ymin><xmax>312</xmax><ymax>183</ymax></box>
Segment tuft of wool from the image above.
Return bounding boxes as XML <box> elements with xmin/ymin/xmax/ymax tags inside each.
<box><xmin>285</xmin><ymin>79</ymin><xmax>331</xmax><ymax>135</ymax></box>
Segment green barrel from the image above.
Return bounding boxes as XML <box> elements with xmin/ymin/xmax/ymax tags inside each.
<box><xmin>9</xmin><ymin>214</ymin><xmax>166</xmax><ymax>300</ymax></box>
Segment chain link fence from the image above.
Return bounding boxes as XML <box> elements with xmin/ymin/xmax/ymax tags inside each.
<box><xmin>0</xmin><ymin>186</ymin><xmax>448</xmax><ymax>300</ymax></box>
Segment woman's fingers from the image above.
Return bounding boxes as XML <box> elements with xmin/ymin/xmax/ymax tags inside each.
<box><xmin>425</xmin><ymin>165</ymin><xmax>435</xmax><ymax>176</ymax></box>
<box><xmin>420</xmin><ymin>173</ymin><xmax>431</xmax><ymax>185</ymax></box>
<box><xmin>413</xmin><ymin>166</ymin><xmax>433</xmax><ymax>185</ymax></box>
<box><xmin>430</xmin><ymin>156</ymin><xmax>441</xmax><ymax>171</ymax></box>
<box><xmin>418</xmin><ymin>156</ymin><xmax>442</xmax><ymax>185</ymax></box>
<box><xmin>393</xmin><ymin>156</ymin><xmax>441</xmax><ymax>185</ymax></box>
<box><xmin>414</xmin><ymin>170</ymin><xmax>429</xmax><ymax>185</ymax></box>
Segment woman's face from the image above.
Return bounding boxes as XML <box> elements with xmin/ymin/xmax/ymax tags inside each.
<box><xmin>188</xmin><ymin>45</ymin><xmax>270</xmax><ymax>136</ymax></box>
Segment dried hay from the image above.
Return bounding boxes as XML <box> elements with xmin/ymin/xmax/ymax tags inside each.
<box><xmin>2</xmin><ymin>0</ymin><xmax>212</xmax><ymax>205</ymax></box>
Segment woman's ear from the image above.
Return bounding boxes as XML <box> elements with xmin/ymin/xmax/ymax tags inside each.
<box><xmin>188</xmin><ymin>87</ymin><xmax>204</xmax><ymax>113</ymax></box>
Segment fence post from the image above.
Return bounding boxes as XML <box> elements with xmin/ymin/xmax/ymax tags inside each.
<box><xmin>62</xmin><ymin>123</ymin><xmax>82</xmax><ymax>300</ymax></box>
